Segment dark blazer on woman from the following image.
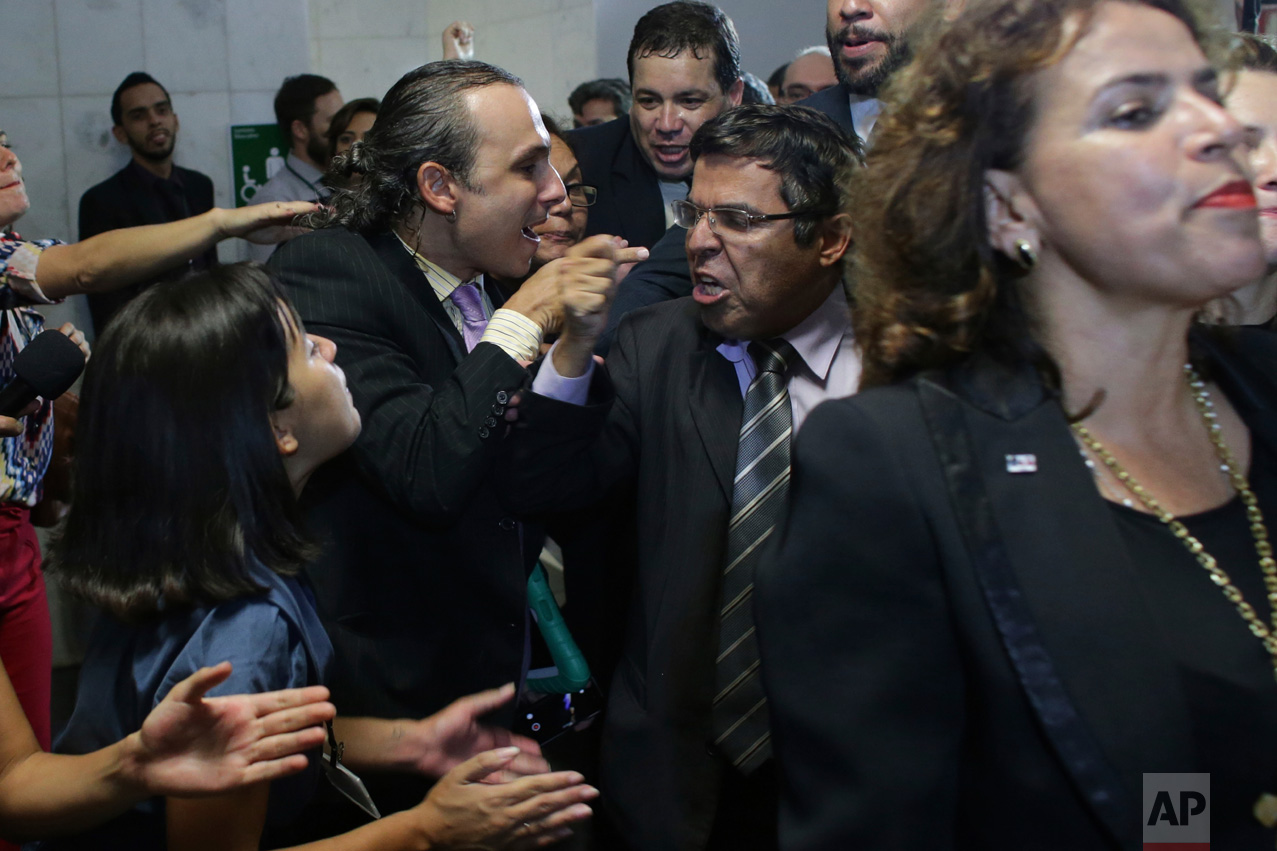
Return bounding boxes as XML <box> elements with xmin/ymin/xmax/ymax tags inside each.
<box><xmin>755</xmin><ymin>329</ymin><xmax>1277</xmax><ymax>851</ymax></box>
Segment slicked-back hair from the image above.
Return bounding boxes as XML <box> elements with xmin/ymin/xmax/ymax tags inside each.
<box><xmin>627</xmin><ymin>1</ymin><xmax>741</xmax><ymax>95</ymax></box>
<box><xmin>111</xmin><ymin>72</ymin><xmax>170</xmax><ymax>126</ymax></box>
<box><xmin>315</xmin><ymin>60</ymin><xmax>523</xmax><ymax>234</ymax></box>
<box><xmin>49</xmin><ymin>263</ymin><xmax>317</xmax><ymax>623</ymax></box>
<box><xmin>690</xmin><ymin>104</ymin><xmax>862</xmax><ymax>246</ymax></box>
<box><xmin>568</xmin><ymin>78</ymin><xmax>632</xmax><ymax>117</ymax></box>
<box><xmin>274</xmin><ymin>73</ymin><xmax>338</xmax><ymax>140</ymax></box>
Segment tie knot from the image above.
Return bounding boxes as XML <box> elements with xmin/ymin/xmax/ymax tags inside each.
<box><xmin>748</xmin><ymin>339</ymin><xmax>799</xmax><ymax>376</ymax></box>
<box><xmin>450</xmin><ymin>283</ymin><xmax>486</xmax><ymax>322</ymax></box>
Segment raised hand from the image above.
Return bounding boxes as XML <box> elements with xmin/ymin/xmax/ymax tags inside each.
<box><xmin>402</xmin><ymin>683</ymin><xmax>548</xmax><ymax>781</ymax></box>
<box><xmin>549</xmin><ymin>235</ymin><xmax>648</xmax><ymax>377</ymax></box>
<box><xmin>130</xmin><ymin>662</ymin><xmax>334</xmax><ymax>796</ymax></box>
<box><xmin>415</xmin><ymin>748</ymin><xmax>597</xmax><ymax>850</ymax></box>
<box><xmin>442</xmin><ymin>20</ymin><xmax>475</xmax><ymax>60</ymax></box>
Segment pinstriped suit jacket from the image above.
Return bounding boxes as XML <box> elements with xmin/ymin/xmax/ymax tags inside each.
<box><xmin>267</xmin><ymin>225</ymin><xmax>539</xmax><ymax>744</ymax></box>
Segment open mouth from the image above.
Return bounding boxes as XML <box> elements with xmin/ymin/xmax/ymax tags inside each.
<box><xmin>692</xmin><ymin>275</ymin><xmax>729</xmax><ymax>305</ymax></box>
<box><xmin>521</xmin><ymin>225</ymin><xmax>541</xmax><ymax>244</ymax></box>
<box><xmin>653</xmin><ymin>145</ymin><xmax>688</xmax><ymax>165</ymax></box>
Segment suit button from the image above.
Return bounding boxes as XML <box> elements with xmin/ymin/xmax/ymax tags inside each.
<box><xmin>491</xmin><ymin>403</ymin><xmax>506</xmax><ymax>415</ymax></box>
<box><xmin>478</xmin><ymin>426</ymin><xmax>490</xmax><ymax>439</ymax></box>
<box><xmin>484</xmin><ymin>416</ymin><xmax>498</xmax><ymax>428</ymax></box>
<box><xmin>499</xmin><ymin>517</ymin><xmax>516</xmax><ymax>531</ymax></box>
<box><xmin>496</xmin><ymin>390</ymin><xmax>510</xmax><ymax>404</ymax></box>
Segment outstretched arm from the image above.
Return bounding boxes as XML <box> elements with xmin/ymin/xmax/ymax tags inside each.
<box><xmin>334</xmin><ymin>683</ymin><xmax>548</xmax><ymax>780</ymax></box>
<box><xmin>34</xmin><ymin>201</ymin><xmax>319</xmax><ymax>300</ymax></box>
<box><xmin>0</xmin><ymin>660</ymin><xmax>334</xmax><ymax>841</ymax></box>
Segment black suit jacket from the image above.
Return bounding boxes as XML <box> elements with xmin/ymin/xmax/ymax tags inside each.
<box><xmin>796</xmin><ymin>84</ymin><xmax>855</xmax><ymax>137</ymax></box>
<box><xmin>568</xmin><ymin>118</ymin><xmax>669</xmax><ymax>250</ymax></box>
<box><xmin>78</xmin><ymin>161</ymin><xmax>216</xmax><ymax>332</ymax></box>
<box><xmin>755</xmin><ymin>330</ymin><xmax>1277</xmax><ymax>850</ymax></box>
<box><xmin>267</xmin><ymin>226</ymin><xmax>540</xmax><ymax>731</ymax></box>
<box><xmin>504</xmin><ymin>299</ymin><xmax>774</xmax><ymax>850</ymax></box>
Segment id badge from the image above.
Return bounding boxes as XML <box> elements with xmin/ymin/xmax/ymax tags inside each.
<box><xmin>322</xmin><ymin>721</ymin><xmax>381</xmax><ymax>820</ymax></box>
<box><xmin>322</xmin><ymin>759</ymin><xmax>381</xmax><ymax>820</ymax></box>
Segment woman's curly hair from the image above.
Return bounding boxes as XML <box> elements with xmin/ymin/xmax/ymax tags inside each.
<box><xmin>853</xmin><ymin>0</ymin><xmax>1210</xmax><ymax>388</ymax></box>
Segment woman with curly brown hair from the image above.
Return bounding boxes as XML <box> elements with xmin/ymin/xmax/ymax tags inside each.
<box><xmin>755</xmin><ymin>0</ymin><xmax>1277</xmax><ymax>848</ymax></box>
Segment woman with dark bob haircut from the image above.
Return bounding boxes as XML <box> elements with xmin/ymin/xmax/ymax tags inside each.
<box><xmin>40</xmin><ymin>264</ymin><xmax>595</xmax><ymax>850</ymax></box>
<box><xmin>755</xmin><ymin>0</ymin><xmax>1277</xmax><ymax>847</ymax></box>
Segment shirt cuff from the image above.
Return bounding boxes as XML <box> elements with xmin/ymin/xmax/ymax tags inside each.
<box><xmin>480</xmin><ymin>308</ymin><xmax>543</xmax><ymax>363</ymax></box>
<box><xmin>531</xmin><ymin>341</ymin><xmax>595</xmax><ymax>406</ymax></box>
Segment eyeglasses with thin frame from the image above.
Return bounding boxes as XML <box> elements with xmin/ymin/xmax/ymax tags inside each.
<box><xmin>566</xmin><ymin>183</ymin><xmax>598</xmax><ymax>207</ymax></box>
<box><xmin>670</xmin><ymin>199</ymin><xmax>832</xmax><ymax>236</ymax></box>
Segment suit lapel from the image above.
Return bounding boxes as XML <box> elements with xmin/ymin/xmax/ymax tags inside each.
<box><xmin>958</xmin><ymin>393</ymin><xmax>1193</xmax><ymax>794</ymax></box>
<box><xmin>920</xmin><ymin>361</ymin><xmax>1194</xmax><ymax>847</ymax></box>
<box><xmin>366</xmin><ymin>231</ymin><xmax>465</xmax><ymax>364</ymax></box>
<box><xmin>687</xmin><ymin>339</ymin><xmax>744</xmax><ymax>501</ymax></box>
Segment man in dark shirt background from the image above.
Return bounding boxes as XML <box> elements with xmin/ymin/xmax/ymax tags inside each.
<box><xmin>78</xmin><ymin>72</ymin><xmax>216</xmax><ymax>334</ymax></box>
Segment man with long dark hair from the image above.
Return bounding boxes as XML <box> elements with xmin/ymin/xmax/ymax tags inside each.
<box><xmin>267</xmin><ymin>60</ymin><xmax>640</xmax><ymax>826</ymax></box>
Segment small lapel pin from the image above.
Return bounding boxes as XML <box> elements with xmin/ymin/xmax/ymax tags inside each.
<box><xmin>1005</xmin><ymin>454</ymin><xmax>1037</xmax><ymax>474</ymax></box>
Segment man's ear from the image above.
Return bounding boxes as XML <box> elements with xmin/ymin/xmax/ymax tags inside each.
<box><xmin>816</xmin><ymin>212</ymin><xmax>854</xmax><ymax>268</ymax></box>
<box><xmin>111</xmin><ymin>125</ymin><xmax>127</xmax><ymax>146</ymax></box>
<box><xmin>727</xmin><ymin>78</ymin><xmax>745</xmax><ymax>107</ymax></box>
<box><xmin>415</xmin><ymin>161</ymin><xmax>460</xmax><ymax>218</ymax></box>
<box><xmin>291</xmin><ymin>118</ymin><xmax>309</xmax><ymax>146</ymax></box>
<box><xmin>984</xmin><ymin>168</ymin><xmax>1042</xmax><ymax>263</ymax></box>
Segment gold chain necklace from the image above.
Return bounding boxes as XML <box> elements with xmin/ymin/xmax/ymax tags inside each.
<box><xmin>1070</xmin><ymin>365</ymin><xmax>1277</xmax><ymax>682</ymax></box>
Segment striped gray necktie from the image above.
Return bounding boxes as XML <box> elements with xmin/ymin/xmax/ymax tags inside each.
<box><xmin>711</xmin><ymin>338</ymin><xmax>799</xmax><ymax>774</ymax></box>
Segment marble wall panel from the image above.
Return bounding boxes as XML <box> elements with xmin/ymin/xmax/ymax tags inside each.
<box><xmin>173</xmin><ymin>91</ymin><xmax>233</xmax><ymax>208</ymax></box>
<box><xmin>314</xmin><ymin>36</ymin><xmax>431</xmax><ymax>103</ymax></box>
<box><xmin>226</xmin><ymin>0</ymin><xmax>310</xmax><ymax>92</ymax></box>
<box><xmin>311</xmin><ymin>0</ymin><xmax>419</xmax><ymax>39</ymax></box>
<box><xmin>230</xmin><ymin>90</ymin><xmax>277</xmax><ymax>126</ymax></box>
<box><xmin>0</xmin><ymin>2</ymin><xmax>61</xmax><ymax>98</ymax></box>
<box><xmin>55</xmin><ymin>0</ymin><xmax>147</xmax><ymax>96</ymax></box>
<box><xmin>142</xmin><ymin>0</ymin><xmax>231</xmax><ymax>93</ymax></box>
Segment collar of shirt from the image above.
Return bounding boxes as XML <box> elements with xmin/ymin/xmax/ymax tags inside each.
<box><xmin>847</xmin><ymin>95</ymin><xmax>882</xmax><ymax>142</ymax></box>
<box><xmin>284</xmin><ymin>151</ymin><xmax>325</xmax><ymax>188</ymax></box>
<box><xmin>716</xmin><ymin>284</ymin><xmax>852</xmax><ymax>389</ymax></box>
<box><xmin>126</xmin><ymin>158</ymin><xmax>185</xmax><ymax>190</ymax></box>
<box><xmin>394</xmin><ymin>233</ymin><xmax>485</xmax><ymax>305</ymax></box>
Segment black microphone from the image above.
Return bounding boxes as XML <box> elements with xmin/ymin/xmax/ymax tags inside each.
<box><xmin>0</xmin><ymin>330</ymin><xmax>87</xmax><ymax>417</ymax></box>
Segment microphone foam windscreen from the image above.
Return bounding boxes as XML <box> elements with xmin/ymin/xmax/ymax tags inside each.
<box><xmin>15</xmin><ymin>330</ymin><xmax>87</xmax><ymax>400</ymax></box>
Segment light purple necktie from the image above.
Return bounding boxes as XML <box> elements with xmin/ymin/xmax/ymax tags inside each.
<box><xmin>450</xmin><ymin>283</ymin><xmax>488</xmax><ymax>352</ymax></box>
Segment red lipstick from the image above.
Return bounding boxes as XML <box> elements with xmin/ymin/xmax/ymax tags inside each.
<box><xmin>1196</xmin><ymin>181</ymin><xmax>1257</xmax><ymax>210</ymax></box>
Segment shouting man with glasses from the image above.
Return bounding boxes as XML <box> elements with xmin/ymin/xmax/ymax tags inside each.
<box><xmin>498</xmin><ymin>105</ymin><xmax>859</xmax><ymax>851</ymax></box>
